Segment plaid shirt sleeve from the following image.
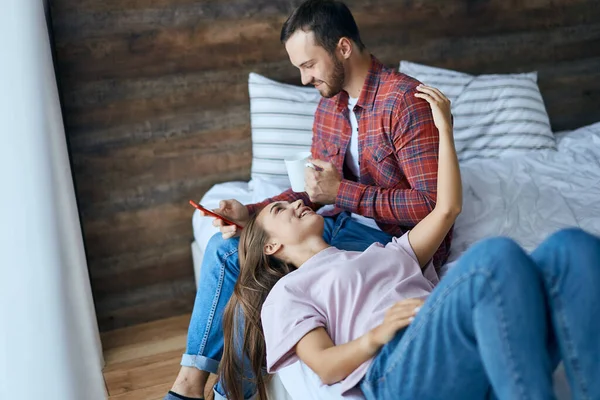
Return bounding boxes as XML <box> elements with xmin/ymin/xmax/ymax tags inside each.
<box><xmin>336</xmin><ymin>90</ymin><xmax>439</xmax><ymax>225</ymax></box>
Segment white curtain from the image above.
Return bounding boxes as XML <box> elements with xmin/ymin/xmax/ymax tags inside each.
<box><xmin>0</xmin><ymin>1</ymin><xmax>106</xmax><ymax>399</ymax></box>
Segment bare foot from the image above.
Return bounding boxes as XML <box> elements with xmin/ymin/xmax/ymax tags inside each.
<box><xmin>171</xmin><ymin>366</ymin><xmax>209</xmax><ymax>398</ymax></box>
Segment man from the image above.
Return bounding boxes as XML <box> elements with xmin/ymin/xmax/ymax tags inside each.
<box><xmin>165</xmin><ymin>1</ymin><xmax>452</xmax><ymax>399</ymax></box>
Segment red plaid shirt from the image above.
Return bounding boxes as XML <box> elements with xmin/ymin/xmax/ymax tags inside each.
<box><xmin>248</xmin><ymin>56</ymin><xmax>452</xmax><ymax>267</ymax></box>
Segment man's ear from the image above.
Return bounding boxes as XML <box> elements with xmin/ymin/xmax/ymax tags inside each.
<box><xmin>264</xmin><ymin>241</ymin><xmax>283</xmax><ymax>256</ymax></box>
<box><xmin>337</xmin><ymin>37</ymin><xmax>352</xmax><ymax>59</ymax></box>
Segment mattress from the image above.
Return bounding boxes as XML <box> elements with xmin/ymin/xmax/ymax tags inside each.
<box><xmin>192</xmin><ymin>121</ymin><xmax>600</xmax><ymax>399</ymax></box>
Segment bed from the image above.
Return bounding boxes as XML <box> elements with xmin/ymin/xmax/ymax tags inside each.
<box><xmin>191</xmin><ymin>121</ymin><xmax>600</xmax><ymax>400</ymax></box>
<box><xmin>190</xmin><ymin>58</ymin><xmax>600</xmax><ymax>399</ymax></box>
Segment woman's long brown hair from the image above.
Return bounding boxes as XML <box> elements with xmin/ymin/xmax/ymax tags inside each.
<box><xmin>219</xmin><ymin>213</ymin><xmax>295</xmax><ymax>400</ymax></box>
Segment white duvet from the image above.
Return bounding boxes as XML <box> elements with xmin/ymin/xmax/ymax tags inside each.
<box><xmin>194</xmin><ymin>121</ymin><xmax>600</xmax><ymax>400</ymax></box>
<box><xmin>448</xmin><ymin>122</ymin><xmax>600</xmax><ymax>264</ymax></box>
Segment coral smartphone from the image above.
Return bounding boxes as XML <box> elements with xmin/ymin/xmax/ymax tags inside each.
<box><xmin>189</xmin><ymin>200</ymin><xmax>243</xmax><ymax>230</ymax></box>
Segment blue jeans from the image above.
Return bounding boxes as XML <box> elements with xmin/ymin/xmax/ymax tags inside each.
<box><xmin>360</xmin><ymin>228</ymin><xmax>600</xmax><ymax>400</ymax></box>
<box><xmin>182</xmin><ymin>212</ymin><xmax>393</xmax><ymax>399</ymax></box>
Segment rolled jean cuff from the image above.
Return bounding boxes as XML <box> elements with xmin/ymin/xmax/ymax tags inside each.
<box><xmin>180</xmin><ymin>354</ymin><xmax>219</xmax><ymax>374</ymax></box>
<box><xmin>213</xmin><ymin>387</ymin><xmax>258</xmax><ymax>400</ymax></box>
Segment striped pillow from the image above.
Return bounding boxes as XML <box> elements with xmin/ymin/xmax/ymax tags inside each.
<box><xmin>399</xmin><ymin>61</ymin><xmax>556</xmax><ymax>162</ymax></box>
<box><xmin>248</xmin><ymin>73</ymin><xmax>320</xmax><ymax>185</ymax></box>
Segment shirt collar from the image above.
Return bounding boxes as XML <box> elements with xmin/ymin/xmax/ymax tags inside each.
<box><xmin>336</xmin><ymin>55</ymin><xmax>383</xmax><ymax>112</ymax></box>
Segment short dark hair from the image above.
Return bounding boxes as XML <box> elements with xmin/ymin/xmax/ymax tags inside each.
<box><xmin>280</xmin><ymin>0</ymin><xmax>365</xmax><ymax>54</ymax></box>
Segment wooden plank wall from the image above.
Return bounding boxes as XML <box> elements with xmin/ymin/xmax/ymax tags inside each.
<box><xmin>49</xmin><ymin>0</ymin><xmax>600</xmax><ymax>331</ymax></box>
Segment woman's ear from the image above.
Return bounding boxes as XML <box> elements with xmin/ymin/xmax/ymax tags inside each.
<box><xmin>264</xmin><ymin>241</ymin><xmax>282</xmax><ymax>256</ymax></box>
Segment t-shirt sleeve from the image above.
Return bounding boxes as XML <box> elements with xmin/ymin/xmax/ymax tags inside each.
<box><xmin>261</xmin><ymin>294</ymin><xmax>326</xmax><ymax>373</ymax></box>
<box><xmin>388</xmin><ymin>232</ymin><xmax>440</xmax><ymax>285</ymax></box>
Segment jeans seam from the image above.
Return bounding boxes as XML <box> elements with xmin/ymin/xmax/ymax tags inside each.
<box><xmin>361</xmin><ymin>380</ymin><xmax>375</xmax><ymax>399</ymax></box>
<box><xmin>331</xmin><ymin>213</ymin><xmax>348</xmax><ymax>240</ymax></box>
<box><xmin>548</xmin><ymin>278</ymin><xmax>589</xmax><ymax>398</ymax></box>
<box><xmin>485</xmin><ymin>267</ymin><xmax>528</xmax><ymax>400</ymax></box>
<box><xmin>198</xmin><ymin>246</ymin><xmax>238</xmax><ymax>357</ymax></box>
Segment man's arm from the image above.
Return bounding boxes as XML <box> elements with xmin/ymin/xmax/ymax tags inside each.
<box><xmin>336</xmin><ymin>89</ymin><xmax>439</xmax><ymax>225</ymax></box>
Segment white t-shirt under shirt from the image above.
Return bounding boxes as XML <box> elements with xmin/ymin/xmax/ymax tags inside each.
<box><xmin>346</xmin><ymin>96</ymin><xmax>361</xmax><ymax>177</ymax></box>
<box><xmin>261</xmin><ymin>233</ymin><xmax>439</xmax><ymax>397</ymax></box>
<box><xmin>346</xmin><ymin>96</ymin><xmax>381</xmax><ymax>231</ymax></box>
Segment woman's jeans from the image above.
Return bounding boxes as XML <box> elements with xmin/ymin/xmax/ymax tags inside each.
<box><xmin>182</xmin><ymin>212</ymin><xmax>393</xmax><ymax>399</ymax></box>
<box><xmin>360</xmin><ymin>228</ymin><xmax>600</xmax><ymax>400</ymax></box>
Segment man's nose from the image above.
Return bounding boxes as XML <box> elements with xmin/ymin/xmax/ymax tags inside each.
<box><xmin>300</xmin><ymin>71</ymin><xmax>312</xmax><ymax>86</ymax></box>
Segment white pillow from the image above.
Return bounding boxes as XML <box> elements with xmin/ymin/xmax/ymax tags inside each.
<box><xmin>399</xmin><ymin>61</ymin><xmax>556</xmax><ymax>162</ymax></box>
<box><xmin>248</xmin><ymin>73</ymin><xmax>321</xmax><ymax>186</ymax></box>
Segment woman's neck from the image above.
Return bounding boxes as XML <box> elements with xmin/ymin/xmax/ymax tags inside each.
<box><xmin>288</xmin><ymin>237</ymin><xmax>331</xmax><ymax>268</ymax></box>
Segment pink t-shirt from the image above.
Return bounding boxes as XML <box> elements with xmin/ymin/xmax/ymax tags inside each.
<box><xmin>261</xmin><ymin>233</ymin><xmax>439</xmax><ymax>395</ymax></box>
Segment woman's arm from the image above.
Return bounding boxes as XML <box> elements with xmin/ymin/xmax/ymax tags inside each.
<box><xmin>408</xmin><ymin>85</ymin><xmax>462</xmax><ymax>268</ymax></box>
<box><xmin>295</xmin><ymin>328</ymin><xmax>378</xmax><ymax>385</ymax></box>
<box><xmin>295</xmin><ymin>298</ymin><xmax>423</xmax><ymax>385</ymax></box>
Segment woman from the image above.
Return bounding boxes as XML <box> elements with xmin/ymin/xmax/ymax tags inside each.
<box><xmin>220</xmin><ymin>85</ymin><xmax>600</xmax><ymax>400</ymax></box>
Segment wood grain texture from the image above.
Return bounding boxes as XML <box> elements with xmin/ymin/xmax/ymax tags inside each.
<box><xmin>102</xmin><ymin>314</ymin><xmax>218</xmax><ymax>399</ymax></box>
<box><xmin>49</xmin><ymin>0</ymin><xmax>600</xmax><ymax>331</ymax></box>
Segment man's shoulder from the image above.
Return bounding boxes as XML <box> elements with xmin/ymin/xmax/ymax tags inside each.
<box><xmin>377</xmin><ymin>66</ymin><xmax>422</xmax><ymax>106</ymax></box>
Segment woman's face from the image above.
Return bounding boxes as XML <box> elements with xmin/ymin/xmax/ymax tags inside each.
<box><xmin>256</xmin><ymin>200</ymin><xmax>324</xmax><ymax>251</ymax></box>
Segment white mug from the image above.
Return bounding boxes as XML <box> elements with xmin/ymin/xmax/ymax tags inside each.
<box><xmin>284</xmin><ymin>151</ymin><xmax>313</xmax><ymax>192</ymax></box>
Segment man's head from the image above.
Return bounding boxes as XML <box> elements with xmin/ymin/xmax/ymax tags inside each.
<box><xmin>281</xmin><ymin>0</ymin><xmax>365</xmax><ymax>98</ymax></box>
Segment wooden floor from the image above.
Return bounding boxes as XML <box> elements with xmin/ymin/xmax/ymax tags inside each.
<box><xmin>102</xmin><ymin>313</ymin><xmax>216</xmax><ymax>400</ymax></box>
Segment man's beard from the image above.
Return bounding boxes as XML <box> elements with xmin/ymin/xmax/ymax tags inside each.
<box><xmin>317</xmin><ymin>56</ymin><xmax>345</xmax><ymax>98</ymax></box>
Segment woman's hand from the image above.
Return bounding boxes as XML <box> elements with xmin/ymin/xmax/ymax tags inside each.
<box><xmin>415</xmin><ymin>84</ymin><xmax>453</xmax><ymax>133</ymax></box>
<box><xmin>209</xmin><ymin>199</ymin><xmax>249</xmax><ymax>239</ymax></box>
<box><xmin>368</xmin><ymin>298</ymin><xmax>424</xmax><ymax>348</ymax></box>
